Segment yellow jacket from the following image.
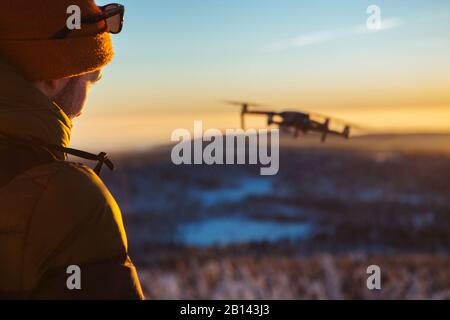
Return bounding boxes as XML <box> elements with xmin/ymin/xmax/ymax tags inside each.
<box><xmin>0</xmin><ymin>61</ymin><xmax>144</xmax><ymax>299</ymax></box>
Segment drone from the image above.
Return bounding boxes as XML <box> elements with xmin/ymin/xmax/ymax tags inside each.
<box><xmin>226</xmin><ymin>101</ymin><xmax>352</xmax><ymax>142</ymax></box>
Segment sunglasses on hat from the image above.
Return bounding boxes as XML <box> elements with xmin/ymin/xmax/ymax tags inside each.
<box><xmin>52</xmin><ymin>3</ymin><xmax>124</xmax><ymax>39</ymax></box>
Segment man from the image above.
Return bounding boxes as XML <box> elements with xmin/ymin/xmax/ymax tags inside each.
<box><xmin>0</xmin><ymin>1</ymin><xmax>144</xmax><ymax>299</ymax></box>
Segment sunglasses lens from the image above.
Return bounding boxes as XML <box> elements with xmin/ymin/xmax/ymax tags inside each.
<box><xmin>104</xmin><ymin>4</ymin><xmax>123</xmax><ymax>34</ymax></box>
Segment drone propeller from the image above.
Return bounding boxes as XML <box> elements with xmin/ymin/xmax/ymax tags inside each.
<box><xmin>223</xmin><ymin>100</ymin><xmax>269</xmax><ymax>108</ymax></box>
<box><xmin>225</xmin><ymin>100</ymin><xmax>278</xmax><ymax>130</ymax></box>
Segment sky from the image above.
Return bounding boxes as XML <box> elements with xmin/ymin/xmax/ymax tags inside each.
<box><xmin>72</xmin><ymin>0</ymin><xmax>450</xmax><ymax>151</ymax></box>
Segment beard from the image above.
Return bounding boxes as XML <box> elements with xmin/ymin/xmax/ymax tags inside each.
<box><xmin>53</xmin><ymin>77</ymin><xmax>81</xmax><ymax>119</ymax></box>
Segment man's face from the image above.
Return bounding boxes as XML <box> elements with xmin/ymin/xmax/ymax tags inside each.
<box><xmin>54</xmin><ymin>71</ymin><xmax>102</xmax><ymax>119</ymax></box>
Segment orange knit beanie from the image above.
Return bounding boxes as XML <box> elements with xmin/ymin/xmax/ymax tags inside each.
<box><xmin>0</xmin><ymin>0</ymin><xmax>114</xmax><ymax>81</ymax></box>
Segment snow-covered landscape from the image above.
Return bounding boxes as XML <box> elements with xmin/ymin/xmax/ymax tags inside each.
<box><xmin>98</xmin><ymin>134</ymin><xmax>450</xmax><ymax>299</ymax></box>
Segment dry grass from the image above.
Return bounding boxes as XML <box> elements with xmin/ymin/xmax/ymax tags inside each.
<box><xmin>136</xmin><ymin>248</ymin><xmax>450</xmax><ymax>300</ymax></box>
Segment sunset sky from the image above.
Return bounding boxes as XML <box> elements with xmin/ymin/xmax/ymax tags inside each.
<box><xmin>72</xmin><ymin>0</ymin><xmax>450</xmax><ymax>151</ymax></box>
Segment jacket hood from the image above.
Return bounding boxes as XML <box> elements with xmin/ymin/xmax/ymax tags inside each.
<box><xmin>0</xmin><ymin>60</ymin><xmax>72</xmax><ymax>159</ymax></box>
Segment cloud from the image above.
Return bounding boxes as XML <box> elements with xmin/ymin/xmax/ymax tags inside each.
<box><xmin>265</xmin><ymin>18</ymin><xmax>403</xmax><ymax>52</ymax></box>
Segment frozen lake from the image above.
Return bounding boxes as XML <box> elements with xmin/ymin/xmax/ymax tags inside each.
<box><xmin>193</xmin><ymin>177</ymin><xmax>273</xmax><ymax>207</ymax></box>
<box><xmin>177</xmin><ymin>216</ymin><xmax>312</xmax><ymax>247</ymax></box>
